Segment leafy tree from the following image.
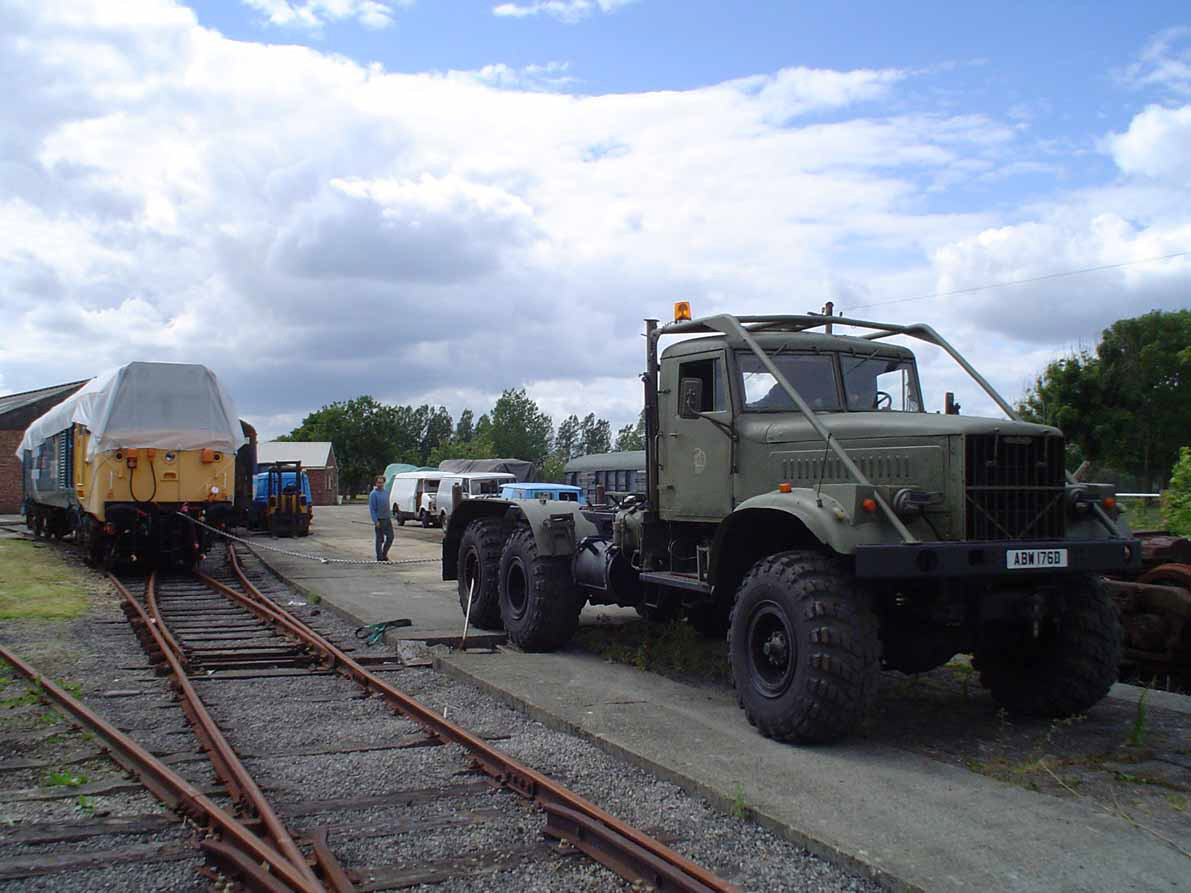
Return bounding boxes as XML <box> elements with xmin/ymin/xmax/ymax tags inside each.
<box><xmin>1019</xmin><ymin>310</ymin><xmax>1191</xmax><ymax>489</ymax></box>
<box><xmin>579</xmin><ymin>413</ymin><xmax>611</xmax><ymax>455</ymax></box>
<box><xmin>427</xmin><ymin>432</ymin><xmax>497</xmax><ymax>467</ymax></box>
<box><xmin>283</xmin><ymin>396</ymin><xmax>404</xmax><ymax>496</ymax></box>
<box><xmin>1163</xmin><ymin>447</ymin><xmax>1191</xmax><ymax>536</ymax></box>
<box><xmin>455</xmin><ymin>409</ymin><xmax>474</xmax><ymax>443</ymax></box>
<box><xmin>554</xmin><ymin>414</ymin><xmax>581</xmax><ymax>459</ymax></box>
<box><xmin>475</xmin><ymin>413</ymin><xmax>492</xmax><ymax>440</ymax></box>
<box><xmin>420</xmin><ymin>405</ymin><xmax>453</xmax><ymax>465</ymax></box>
<box><xmin>538</xmin><ymin>453</ymin><xmax>567</xmax><ymax>484</ymax></box>
<box><xmin>488</xmin><ymin>389</ymin><xmax>553</xmax><ymax>464</ymax></box>
<box><xmin>614</xmin><ymin>411</ymin><xmax>646</xmax><ymax>451</ymax></box>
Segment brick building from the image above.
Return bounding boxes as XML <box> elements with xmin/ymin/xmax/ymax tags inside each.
<box><xmin>0</xmin><ymin>381</ymin><xmax>89</xmax><ymax>514</ymax></box>
<box><xmin>255</xmin><ymin>441</ymin><xmax>339</xmax><ymax>506</ymax></box>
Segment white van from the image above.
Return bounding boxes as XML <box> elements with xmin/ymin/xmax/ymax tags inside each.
<box><xmin>435</xmin><ymin>472</ymin><xmax>516</xmax><ymax>528</ymax></box>
<box><xmin>388</xmin><ymin>471</ymin><xmax>449</xmax><ymax>527</ymax></box>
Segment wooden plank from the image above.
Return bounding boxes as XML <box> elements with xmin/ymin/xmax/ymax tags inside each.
<box><xmin>355</xmin><ymin>841</ymin><xmax>575</xmax><ymax>891</ymax></box>
<box><xmin>0</xmin><ymin>814</ymin><xmax>178</xmax><ymax>846</ymax></box>
<box><xmin>0</xmin><ymin>841</ymin><xmax>196</xmax><ymax>880</ymax></box>
<box><xmin>279</xmin><ymin>780</ymin><xmax>494</xmax><ymax>818</ymax></box>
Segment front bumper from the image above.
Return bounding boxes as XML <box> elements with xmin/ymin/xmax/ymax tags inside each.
<box><xmin>853</xmin><ymin>538</ymin><xmax>1140</xmax><ymax>579</ymax></box>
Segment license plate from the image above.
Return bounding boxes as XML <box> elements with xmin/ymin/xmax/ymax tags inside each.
<box><xmin>1006</xmin><ymin>548</ymin><xmax>1068</xmax><ymax>570</ymax></box>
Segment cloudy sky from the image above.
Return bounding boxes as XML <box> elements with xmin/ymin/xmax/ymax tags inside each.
<box><xmin>2</xmin><ymin>1</ymin><xmax>1188</xmax><ymax>439</ymax></box>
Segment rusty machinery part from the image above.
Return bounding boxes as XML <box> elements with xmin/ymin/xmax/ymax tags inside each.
<box><xmin>220</xmin><ymin>543</ymin><xmax>740</xmax><ymax>893</ymax></box>
<box><xmin>109</xmin><ymin>572</ymin><xmax>335</xmax><ymax>892</ymax></box>
<box><xmin>0</xmin><ymin>643</ymin><xmax>324</xmax><ymax>893</ymax></box>
<box><xmin>1106</xmin><ymin>533</ymin><xmax>1191</xmax><ymax>678</ymax></box>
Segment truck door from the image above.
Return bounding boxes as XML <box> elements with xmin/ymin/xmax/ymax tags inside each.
<box><xmin>658</xmin><ymin>350</ymin><xmax>732</xmax><ymax>520</ymax></box>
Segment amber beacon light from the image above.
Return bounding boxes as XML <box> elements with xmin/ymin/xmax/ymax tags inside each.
<box><xmin>674</xmin><ymin>301</ymin><xmax>692</xmax><ymax>322</ymax></box>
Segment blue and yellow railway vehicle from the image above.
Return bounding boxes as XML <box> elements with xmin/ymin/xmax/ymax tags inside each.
<box><xmin>18</xmin><ymin>362</ymin><xmax>246</xmax><ymax>568</ymax></box>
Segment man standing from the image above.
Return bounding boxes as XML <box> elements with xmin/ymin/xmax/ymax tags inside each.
<box><xmin>369</xmin><ymin>475</ymin><xmax>394</xmax><ymax>561</ymax></box>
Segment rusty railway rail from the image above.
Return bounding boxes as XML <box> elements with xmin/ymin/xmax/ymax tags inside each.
<box><xmin>6</xmin><ymin>547</ymin><xmax>739</xmax><ymax>893</ymax></box>
<box><xmin>218</xmin><ymin>543</ymin><xmax>740</xmax><ymax>893</ymax></box>
<box><xmin>111</xmin><ymin>571</ymin><xmax>336</xmax><ymax>891</ymax></box>
<box><xmin>0</xmin><ymin>643</ymin><xmax>323</xmax><ymax>893</ymax></box>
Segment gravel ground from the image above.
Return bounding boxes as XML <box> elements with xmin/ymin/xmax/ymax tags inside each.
<box><xmin>4</xmin><ymin>534</ymin><xmax>884</xmax><ymax>892</ymax></box>
<box><xmin>234</xmin><ymin>548</ymin><xmax>884</xmax><ymax>892</ymax></box>
<box><xmin>0</xmin><ymin>536</ymin><xmax>206</xmax><ymax>891</ymax></box>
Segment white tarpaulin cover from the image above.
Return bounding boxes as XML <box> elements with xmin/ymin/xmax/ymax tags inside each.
<box><xmin>18</xmin><ymin>362</ymin><xmax>246</xmax><ymax>460</ymax></box>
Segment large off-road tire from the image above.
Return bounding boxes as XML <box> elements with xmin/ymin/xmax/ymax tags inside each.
<box><xmin>729</xmin><ymin>551</ymin><xmax>880</xmax><ymax>744</ymax></box>
<box><xmin>458</xmin><ymin>519</ymin><xmax>505</xmax><ymax>631</ymax></box>
<box><xmin>498</xmin><ymin>528</ymin><xmax>584</xmax><ymax>652</ymax></box>
<box><xmin>975</xmin><ymin>574</ymin><xmax>1120</xmax><ymax>717</ymax></box>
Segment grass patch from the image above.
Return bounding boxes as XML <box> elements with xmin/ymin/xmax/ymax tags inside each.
<box><xmin>1128</xmin><ymin>686</ymin><xmax>1150</xmax><ymax>747</ymax></box>
<box><xmin>572</xmin><ymin>619</ymin><xmax>731</xmax><ymax>685</ymax></box>
<box><xmin>1</xmin><ymin>688</ymin><xmax>40</xmax><ymax>709</ymax></box>
<box><xmin>0</xmin><ymin>540</ymin><xmax>89</xmax><ymax>620</ymax></box>
<box><xmin>44</xmin><ymin>768</ymin><xmax>87</xmax><ymax>788</ymax></box>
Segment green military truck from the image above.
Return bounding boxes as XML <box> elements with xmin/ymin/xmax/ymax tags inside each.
<box><xmin>444</xmin><ymin>308</ymin><xmax>1139</xmax><ymax>743</ymax></box>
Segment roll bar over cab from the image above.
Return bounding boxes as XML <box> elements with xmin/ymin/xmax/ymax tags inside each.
<box><xmin>444</xmin><ymin>308</ymin><xmax>1139</xmax><ymax>743</ymax></box>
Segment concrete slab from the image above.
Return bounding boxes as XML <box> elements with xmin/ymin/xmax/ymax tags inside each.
<box><xmin>248</xmin><ymin>504</ymin><xmax>1191</xmax><ymax>892</ymax></box>
<box><xmin>435</xmin><ymin>650</ymin><xmax>1189</xmax><ymax>892</ymax></box>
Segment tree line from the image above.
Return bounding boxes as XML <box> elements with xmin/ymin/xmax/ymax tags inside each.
<box><xmin>278</xmin><ymin>389</ymin><xmax>646</xmax><ymax>495</ymax></box>
<box><xmin>1018</xmin><ymin>309</ymin><xmax>1191</xmax><ymax>491</ymax></box>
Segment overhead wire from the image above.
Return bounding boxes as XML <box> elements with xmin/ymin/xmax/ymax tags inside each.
<box><xmin>844</xmin><ymin>250</ymin><xmax>1188</xmax><ymax>313</ymax></box>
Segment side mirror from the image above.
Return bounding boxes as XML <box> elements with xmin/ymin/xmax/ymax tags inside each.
<box><xmin>945</xmin><ymin>392</ymin><xmax>961</xmax><ymax>415</ymax></box>
<box><xmin>680</xmin><ymin>378</ymin><xmax>704</xmax><ymax>419</ymax></box>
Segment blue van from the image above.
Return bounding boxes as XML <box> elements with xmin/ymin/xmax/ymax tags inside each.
<box><xmin>499</xmin><ymin>482</ymin><xmax>586</xmax><ymax>505</ymax></box>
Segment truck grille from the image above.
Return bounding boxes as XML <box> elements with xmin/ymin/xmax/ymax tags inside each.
<box><xmin>964</xmin><ymin>433</ymin><xmax>1065</xmax><ymax>541</ymax></box>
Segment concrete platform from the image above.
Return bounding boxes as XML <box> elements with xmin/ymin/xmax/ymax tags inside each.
<box><xmin>249</xmin><ymin>505</ymin><xmax>1190</xmax><ymax>892</ymax></box>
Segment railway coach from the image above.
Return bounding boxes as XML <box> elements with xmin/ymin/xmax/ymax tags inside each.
<box><xmin>18</xmin><ymin>361</ymin><xmax>246</xmax><ymax>568</ymax></box>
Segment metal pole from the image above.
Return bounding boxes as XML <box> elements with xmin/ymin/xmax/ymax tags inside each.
<box><xmin>459</xmin><ymin>577</ymin><xmax>475</xmax><ymax>651</ymax></box>
<box><xmin>643</xmin><ymin>319</ymin><xmax>661</xmax><ymax>517</ymax></box>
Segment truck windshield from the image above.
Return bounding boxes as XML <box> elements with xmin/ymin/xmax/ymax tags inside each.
<box><xmin>841</xmin><ymin>355</ymin><xmax>922</xmax><ymax>412</ymax></box>
<box><xmin>738</xmin><ymin>353</ymin><xmax>841</xmax><ymax>412</ymax></box>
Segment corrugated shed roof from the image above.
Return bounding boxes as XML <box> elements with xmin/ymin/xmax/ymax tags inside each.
<box><xmin>0</xmin><ymin>381</ymin><xmax>89</xmax><ymax>424</ymax></box>
<box><xmin>256</xmin><ymin>441</ymin><xmax>334</xmax><ymax>468</ymax></box>
<box><xmin>564</xmin><ymin>451</ymin><xmax>646</xmax><ymax>472</ymax></box>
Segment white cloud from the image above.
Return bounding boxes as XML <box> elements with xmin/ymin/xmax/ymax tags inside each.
<box><xmin>242</xmin><ymin>0</ymin><xmax>408</xmax><ymax>31</ymax></box>
<box><xmin>1</xmin><ymin>3</ymin><xmax>1187</xmax><ymax>436</ymax></box>
<box><xmin>453</xmin><ymin>61</ymin><xmax>577</xmax><ymax>92</ymax></box>
<box><xmin>268</xmin><ymin>174</ymin><xmax>538</xmax><ymax>282</ymax></box>
<box><xmin>1105</xmin><ymin>103</ymin><xmax>1191</xmax><ymax>181</ymax></box>
<box><xmin>492</xmin><ymin>0</ymin><xmax>636</xmax><ymax>24</ymax></box>
<box><xmin>1117</xmin><ymin>26</ymin><xmax>1191</xmax><ymax>96</ymax></box>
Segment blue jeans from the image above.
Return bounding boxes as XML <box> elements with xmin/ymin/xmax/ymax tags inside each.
<box><xmin>375</xmin><ymin>519</ymin><xmax>394</xmax><ymax>560</ymax></box>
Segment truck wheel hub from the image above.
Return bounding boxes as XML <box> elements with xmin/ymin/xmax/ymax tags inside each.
<box><xmin>748</xmin><ymin>602</ymin><xmax>796</xmax><ymax>697</ymax></box>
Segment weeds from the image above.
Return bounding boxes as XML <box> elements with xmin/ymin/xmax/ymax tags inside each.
<box><xmin>1</xmin><ymin>688</ymin><xmax>40</xmax><ymax>709</ymax></box>
<box><xmin>729</xmin><ymin>784</ymin><xmax>751</xmax><ymax>821</ymax></box>
<box><xmin>572</xmin><ymin>620</ymin><xmax>731</xmax><ymax>684</ymax></box>
<box><xmin>75</xmin><ymin>795</ymin><xmax>96</xmax><ymax>813</ymax></box>
<box><xmin>44</xmin><ymin>768</ymin><xmax>87</xmax><ymax>788</ymax></box>
<box><xmin>944</xmin><ymin>659</ymin><xmax>976</xmax><ymax>699</ymax></box>
<box><xmin>1166</xmin><ymin>794</ymin><xmax>1187</xmax><ymax>813</ymax></box>
<box><xmin>58</xmin><ymin>679</ymin><xmax>83</xmax><ymax>698</ymax></box>
<box><xmin>1128</xmin><ymin>686</ymin><xmax>1150</xmax><ymax>747</ymax></box>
